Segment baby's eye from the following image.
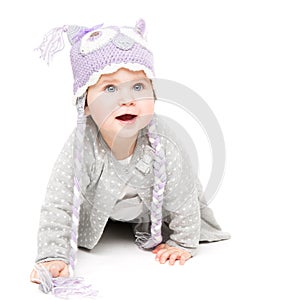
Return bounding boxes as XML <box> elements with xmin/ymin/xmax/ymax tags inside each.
<box><xmin>133</xmin><ymin>83</ymin><xmax>144</xmax><ymax>92</ymax></box>
<box><xmin>105</xmin><ymin>85</ymin><xmax>117</xmax><ymax>93</ymax></box>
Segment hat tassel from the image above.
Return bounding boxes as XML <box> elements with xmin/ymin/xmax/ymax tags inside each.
<box><xmin>34</xmin><ymin>264</ymin><xmax>98</xmax><ymax>298</ymax></box>
<box><xmin>35</xmin><ymin>25</ymin><xmax>68</xmax><ymax>64</ymax></box>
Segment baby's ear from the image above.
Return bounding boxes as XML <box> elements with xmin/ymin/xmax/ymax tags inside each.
<box><xmin>135</xmin><ymin>19</ymin><xmax>146</xmax><ymax>36</ymax></box>
<box><xmin>67</xmin><ymin>25</ymin><xmax>88</xmax><ymax>45</ymax></box>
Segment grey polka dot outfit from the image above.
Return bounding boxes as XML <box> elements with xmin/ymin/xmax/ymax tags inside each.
<box><xmin>35</xmin><ymin>114</ymin><xmax>230</xmax><ymax>264</ymax></box>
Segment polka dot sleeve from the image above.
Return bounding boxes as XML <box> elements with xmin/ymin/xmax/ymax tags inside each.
<box><xmin>35</xmin><ymin>128</ymin><xmax>92</xmax><ymax>264</ymax></box>
<box><xmin>159</xmin><ymin>121</ymin><xmax>201</xmax><ymax>256</ymax></box>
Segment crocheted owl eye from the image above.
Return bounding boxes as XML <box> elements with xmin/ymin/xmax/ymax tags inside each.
<box><xmin>88</xmin><ymin>31</ymin><xmax>102</xmax><ymax>40</ymax></box>
<box><xmin>80</xmin><ymin>27</ymin><xmax>118</xmax><ymax>54</ymax></box>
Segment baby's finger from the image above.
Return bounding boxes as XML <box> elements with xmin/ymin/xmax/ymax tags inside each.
<box><xmin>159</xmin><ymin>249</ymin><xmax>178</xmax><ymax>264</ymax></box>
<box><xmin>30</xmin><ymin>269</ymin><xmax>40</xmax><ymax>284</ymax></box>
<box><xmin>169</xmin><ymin>252</ymin><xmax>180</xmax><ymax>265</ymax></box>
<box><xmin>60</xmin><ymin>265</ymin><xmax>69</xmax><ymax>277</ymax></box>
<box><xmin>179</xmin><ymin>252</ymin><xmax>192</xmax><ymax>265</ymax></box>
<box><xmin>49</xmin><ymin>264</ymin><xmax>61</xmax><ymax>278</ymax></box>
<box><xmin>155</xmin><ymin>245</ymin><xmax>173</xmax><ymax>258</ymax></box>
<box><xmin>155</xmin><ymin>247</ymin><xmax>167</xmax><ymax>260</ymax></box>
<box><xmin>152</xmin><ymin>243</ymin><xmax>166</xmax><ymax>254</ymax></box>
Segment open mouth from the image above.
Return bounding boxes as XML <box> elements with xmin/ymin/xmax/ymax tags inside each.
<box><xmin>115</xmin><ymin>114</ymin><xmax>137</xmax><ymax>122</ymax></box>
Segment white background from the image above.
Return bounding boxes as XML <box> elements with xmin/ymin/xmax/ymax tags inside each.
<box><xmin>1</xmin><ymin>0</ymin><xmax>299</xmax><ymax>299</ymax></box>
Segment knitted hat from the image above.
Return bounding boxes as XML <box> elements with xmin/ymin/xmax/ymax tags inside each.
<box><xmin>35</xmin><ymin>19</ymin><xmax>166</xmax><ymax>297</ymax></box>
<box><xmin>36</xmin><ymin>19</ymin><xmax>154</xmax><ymax>104</ymax></box>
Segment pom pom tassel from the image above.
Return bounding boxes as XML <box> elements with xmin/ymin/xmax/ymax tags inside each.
<box><xmin>135</xmin><ymin>232</ymin><xmax>162</xmax><ymax>250</ymax></box>
<box><xmin>135</xmin><ymin>232</ymin><xmax>151</xmax><ymax>248</ymax></box>
<box><xmin>35</xmin><ymin>264</ymin><xmax>98</xmax><ymax>298</ymax></box>
<box><xmin>35</xmin><ymin>25</ymin><xmax>68</xmax><ymax>64</ymax></box>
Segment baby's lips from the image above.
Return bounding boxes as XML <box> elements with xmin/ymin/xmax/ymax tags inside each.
<box><xmin>115</xmin><ymin>114</ymin><xmax>138</xmax><ymax>121</ymax></box>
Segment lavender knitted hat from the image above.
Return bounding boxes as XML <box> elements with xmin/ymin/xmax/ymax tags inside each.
<box><xmin>37</xmin><ymin>19</ymin><xmax>154</xmax><ymax>104</ymax></box>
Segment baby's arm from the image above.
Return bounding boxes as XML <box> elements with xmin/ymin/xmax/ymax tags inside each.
<box><xmin>32</xmin><ymin>127</ymin><xmax>92</xmax><ymax>281</ymax></box>
<box><xmin>161</xmin><ymin>187</ymin><xmax>201</xmax><ymax>263</ymax></box>
<box><xmin>152</xmin><ymin>190</ymin><xmax>200</xmax><ymax>265</ymax></box>
<box><xmin>35</xmin><ymin>131</ymin><xmax>76</xmax><ymax>265</ymax></box>
<box><xmin>156</xmin><ymin>125</ymin><xmax>201</xmax><ymax>263</ymax></box>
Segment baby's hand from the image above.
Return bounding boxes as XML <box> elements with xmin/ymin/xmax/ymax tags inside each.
<box><xmin>152</xmin><ymin>243</ymin><xmax>192</xmax><ymax>265</ymax></box>
<box><xmin>30</xmin><ymin>260</ymin><xmax>69</xmax><ymax>284</ymax></box>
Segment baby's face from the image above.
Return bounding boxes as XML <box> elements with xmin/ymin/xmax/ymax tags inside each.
<box><xmin>87</xmin><ymin>68</ymin><xmax>155</xmax><ymax>139</ymax></box>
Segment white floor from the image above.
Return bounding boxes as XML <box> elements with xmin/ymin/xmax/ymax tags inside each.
<box><xmin>17</xmin><ymin>212</ymin><xmax>298</xmax><ymax>300</ymax></box>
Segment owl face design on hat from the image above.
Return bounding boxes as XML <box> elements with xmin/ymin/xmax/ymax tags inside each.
<box><xmin>68</xmin><ymin>19</ymin><xmax>154</xmax><ymax>103</ymax></box>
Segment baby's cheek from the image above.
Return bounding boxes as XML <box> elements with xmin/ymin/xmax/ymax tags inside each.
<box><xmin>89</xmin><ymin>95</ymin><xmax>119</xmax><ymax>128</ymax></box>
<box><xmin>138</xmin><ymin>98</ymin><xmax>155</xmax><ymax>116</ymax></box>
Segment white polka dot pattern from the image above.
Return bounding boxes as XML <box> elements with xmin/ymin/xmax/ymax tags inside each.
<box><xmin>35</xmin><ymin>114</ymin><xmax>230</xmax><ymax>264</ymax></box>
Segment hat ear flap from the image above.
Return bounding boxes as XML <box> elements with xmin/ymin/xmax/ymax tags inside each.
<box><xmin>67</xmin><ymin>25</ymin><xmax>89</xmax><ymax>45</ymax></box>
<box><xmin>135</xmin><ymin>19</ymin><xmax>146</xmax><ymax>36</ymax></box>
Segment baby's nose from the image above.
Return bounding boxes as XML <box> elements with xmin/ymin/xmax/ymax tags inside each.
<box><xmin>119</xmin><ymin>96</ymin><xmax>136</xmax><ymax>106</ymax></box>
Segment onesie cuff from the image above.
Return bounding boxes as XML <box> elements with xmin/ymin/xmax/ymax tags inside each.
<box><xmin>165</xmin><ymin>240</ymin><xmax>198</xmax><ymax>257</ymax></box>
<box><xmin>35</xmin><ymin>257</ymin><xmax>69</xmax><ymax>265</ymax></box>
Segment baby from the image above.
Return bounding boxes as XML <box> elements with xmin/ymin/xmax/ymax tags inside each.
<box><xmin>31</xmin><ymin>19</ymin><xmax>230</xmax><ymax>284</ymax></box>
